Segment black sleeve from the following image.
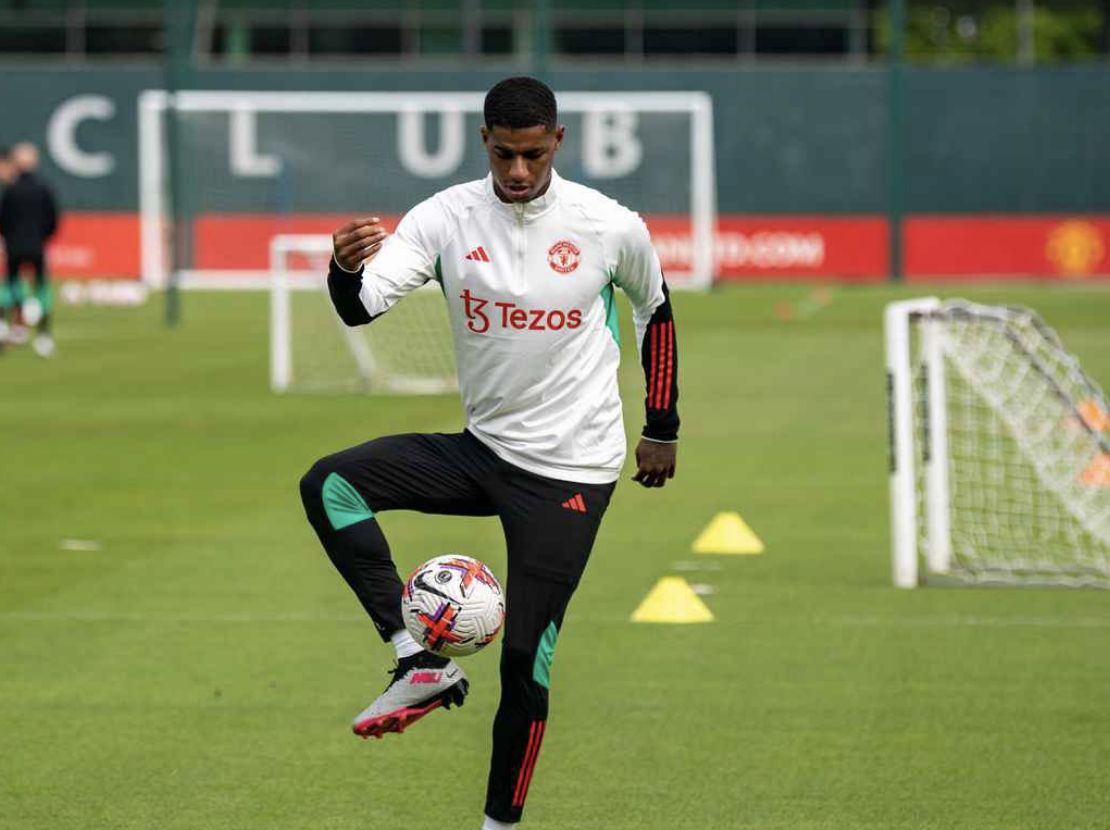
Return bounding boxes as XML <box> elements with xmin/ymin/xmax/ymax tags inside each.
<box><xmin>327</xmin><ymin>257</ymin><xmax>374</xmax><ymax>326</ymax></box>
<box><xmin>639</xmin><ymin>281</ymin><xmax>680</xmax><ymax>442</ymax></box>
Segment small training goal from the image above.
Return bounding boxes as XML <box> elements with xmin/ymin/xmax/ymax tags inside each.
<box><xmin>269</xmin><ymin>234</ymin><xmax>457</xmax><ymax>395</ymax></box>
<box><xmin>886</xmin><ymin>297</ymin><xmax>1110</xmax><ymax>588</ymax></box>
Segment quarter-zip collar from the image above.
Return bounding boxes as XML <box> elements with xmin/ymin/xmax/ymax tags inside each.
<box><xmin>484</xmin><ymin>169</ymin><xmax>561</xmax><ymax>223</ymax></box>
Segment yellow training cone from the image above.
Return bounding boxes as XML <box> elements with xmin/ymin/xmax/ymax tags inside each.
<box><xmin>692</xmin><ymin>511</ymin><xmax>765</xmax><ymax>555</ymax></box>
<box><xmin>631</xmin><ymin>577</ymin><xmax>714</xmax><ymax>624</ymax></box>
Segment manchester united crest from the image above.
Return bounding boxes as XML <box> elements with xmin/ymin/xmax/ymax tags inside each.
<box><xmin>547</xmin><ymin>240</ymin><xmax>581</xmax><ymax>274</ymax></box>
<box><xmin>1046</xmin><ymin>220</ymin><xmax>1105</xmax><ymax>279</ymax></box>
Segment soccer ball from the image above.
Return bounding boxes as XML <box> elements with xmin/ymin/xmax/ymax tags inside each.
<box><xmin>402</xmin><ymin>555</ymin><xmax>505</xmax><ymax>657</ymax></box>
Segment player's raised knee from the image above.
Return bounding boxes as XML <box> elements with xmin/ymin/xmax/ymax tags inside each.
<box><xmin>298</xmin><ymin>458</ymin><xmax>332</xmax><ymax>507</ymax></box>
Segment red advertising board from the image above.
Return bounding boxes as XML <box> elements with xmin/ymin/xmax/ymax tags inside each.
<box><xmin>1</xmin><ymin>212</ymin><xmax>139</xmax><ymax>279</ymax></box>
<box><xmin>650</xmin><ymin>215</ymin><xmax>887</xmax><ymax>282</ymax></box>
<box><xmin>193</xmin><ymin>213</ymin><xmax>400</xmax><ymax>270</ymax></box>
<box><xmin>189</xmin><ymin>212</ymin><xmax>889</xmax><ymax>282</ymax></box>
<box><xmin>905</xmin><ymin>216</ymin><xmax>1110</xmax><ymax>281</ymax></box>
<box><xmin>15</xmin><ymin>212</ymin><xmax>1110</xmax><ymax>283</ymax></box>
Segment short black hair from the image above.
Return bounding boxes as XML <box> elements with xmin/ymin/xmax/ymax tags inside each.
<box><xmin>484</xmin><ymin>77</ymin><xmax>557</xmax><ymax>131</ymax></box>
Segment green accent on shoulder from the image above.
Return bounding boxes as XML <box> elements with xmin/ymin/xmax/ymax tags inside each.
<box><xmin>601</xmin><ymin>281</ymin><xmax>620</xmax><ymax>346</ymax></box>
<box><xmin>532</xmin><ymin>621</ymin><xmax>559</xmax><ymax>689</ymax></box>
<box><xmin>322</xmin><ymin>472</ymin><xmax>375</xmax><ymax>530</ymax></box>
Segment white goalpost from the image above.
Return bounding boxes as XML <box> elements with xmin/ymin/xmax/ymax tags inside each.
<box><xmin>269</xmin><ymin>234</ymin><xmax>456</xmax><ymax>394</ymax></box>
<box><xmin>138</xmin><ymin>89</ymin><xmax>717</xmax><ymax>291</ymax></box>
<box><xmin>886</xmin><ymin>298</ymin><xmax>1110</xmax><ymax>588</ymax></box>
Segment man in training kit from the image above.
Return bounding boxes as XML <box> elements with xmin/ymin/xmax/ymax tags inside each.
<box><xmin>0</xmin><ymin>142</ymin><xmax>60</xmax><ymax>357</ymax></box>
<box><xmin>299</xmin><ymin>77</ymin><xmax>680</xmax><ymax>830</ymax></box>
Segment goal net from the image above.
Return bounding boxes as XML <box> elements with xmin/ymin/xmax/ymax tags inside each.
<box><xmin>270</xmin><ymin>235</ymin><xmax>456</xmax><ymax>395</ymax></box>
<box><xmin>886</xmin><ymin>298</ymin><xmax>1110</xmax><ymax>588</ymax></box>
<box><xmin>139</xmin><ymin>90</ymin><xmax>716</xmax><ymax>291</ymax></box>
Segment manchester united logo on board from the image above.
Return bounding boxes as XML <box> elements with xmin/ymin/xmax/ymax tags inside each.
<box><xmin>1046</xmin><ymin>220</ymin><xmax>1105</xmax><ymax>279</ymax></box>
<box><xmin>547</xmin><ymin>240</ymin><xmax>581</xmax><ymax>274</ymax></box>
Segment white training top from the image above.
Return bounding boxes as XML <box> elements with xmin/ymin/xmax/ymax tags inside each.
<box><xmin>357</xmin><ymin>170</ymin><xmax>665</xmax><ymax>484</ymax></box>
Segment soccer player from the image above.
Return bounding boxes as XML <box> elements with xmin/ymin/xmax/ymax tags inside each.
<box><xmin>299</xmin><ymin>77</ymin><xmax>680</xmax><ymax>830</ymax></box>
<box><xmin>0</xmin><ymin>142</ymin><xmax>60</xmax><ymax>357</ymax></box>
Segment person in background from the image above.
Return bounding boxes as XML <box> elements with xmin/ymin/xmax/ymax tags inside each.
<box><xmin>0</xmin><ymin>142</ymin><xmax>60</xmax><ymax>357</ymax></box>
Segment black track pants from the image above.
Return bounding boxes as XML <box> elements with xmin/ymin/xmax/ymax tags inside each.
<box><xmin>299</xmin><ymin>430</ymin><xmax>616</xmax><ymax>823</ymax></box>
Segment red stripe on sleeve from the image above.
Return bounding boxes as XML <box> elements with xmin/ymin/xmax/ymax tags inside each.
<box><xmin>658</xmin><ymin>323</ymin><xmax>669</xmax><ymax>409</ymax></box>
<box><xmin>650</xmin><ymin>325</ymin><xmax>660</xmax><ymax>409</ymax></box>
<box><xmin>648</xmin><ymin>324</ymin><xmax>658</xmax><ymax>406</ymax></box>
<box><xmin>662</xmin><ymin>322</ymin><xmax>675</xmax><ymax>409</ymax></box>
<box><xmin>653</xmin><ymin>323</ymin><xmax>667</xmax><ymax>409</ymax></box>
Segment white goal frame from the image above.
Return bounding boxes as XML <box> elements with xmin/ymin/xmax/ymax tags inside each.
<box><xmin>269</xmin><ymin>233</ymin><xmax>456</xmax><ymax>395</ymax></box>
<box><xmin>886</xmin><ymin>297</ymin><xmax>946</xmax><ymax>588</ymax></box>
<box><xmin>138</xmin><ymin>89</ymin><xmax>717</xmax><ymax>291</ymax></box>
<box><xmin>886</xmin><ymin>297</ymin><xmax>1110</xmax><ymax>588</ymax></box>
<box><xmin>270</xmin><ymin>234</ymin><xmax>328</xmax><ymax>393</ymax></box>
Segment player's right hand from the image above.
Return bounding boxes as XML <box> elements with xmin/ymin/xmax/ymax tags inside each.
<box><xmin>332</xmin><ymin>217</ymin><xmax>388</xmax><ymax>272</ymax></box>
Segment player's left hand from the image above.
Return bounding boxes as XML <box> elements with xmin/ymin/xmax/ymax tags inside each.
<box><xmin>632</xmin><ymin>439</ymin><xmax>677</xmax><ymax>488</ymax></box>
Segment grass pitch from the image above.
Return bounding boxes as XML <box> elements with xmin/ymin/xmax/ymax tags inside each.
<box><xmin>2</xmin><ymin>284</ymin><xmax>1109</xmax><ymax>830</ymax></box>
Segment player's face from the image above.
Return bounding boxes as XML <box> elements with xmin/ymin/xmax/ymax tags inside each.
<box><xmin>481</xmin><ymin>124</ymin><xmax>564</xmax><ymax>203</ymax></box>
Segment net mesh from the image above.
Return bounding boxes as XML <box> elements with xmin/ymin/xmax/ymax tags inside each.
<box><xmin>276</xmin><ymin>245</ymin><xmax>457</xmax><ymax>395</ymax></box>
<box><xmin>912</xmin><ymin>301</ymin><xmax>1110</xmax><ymax>587</ymax></box>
